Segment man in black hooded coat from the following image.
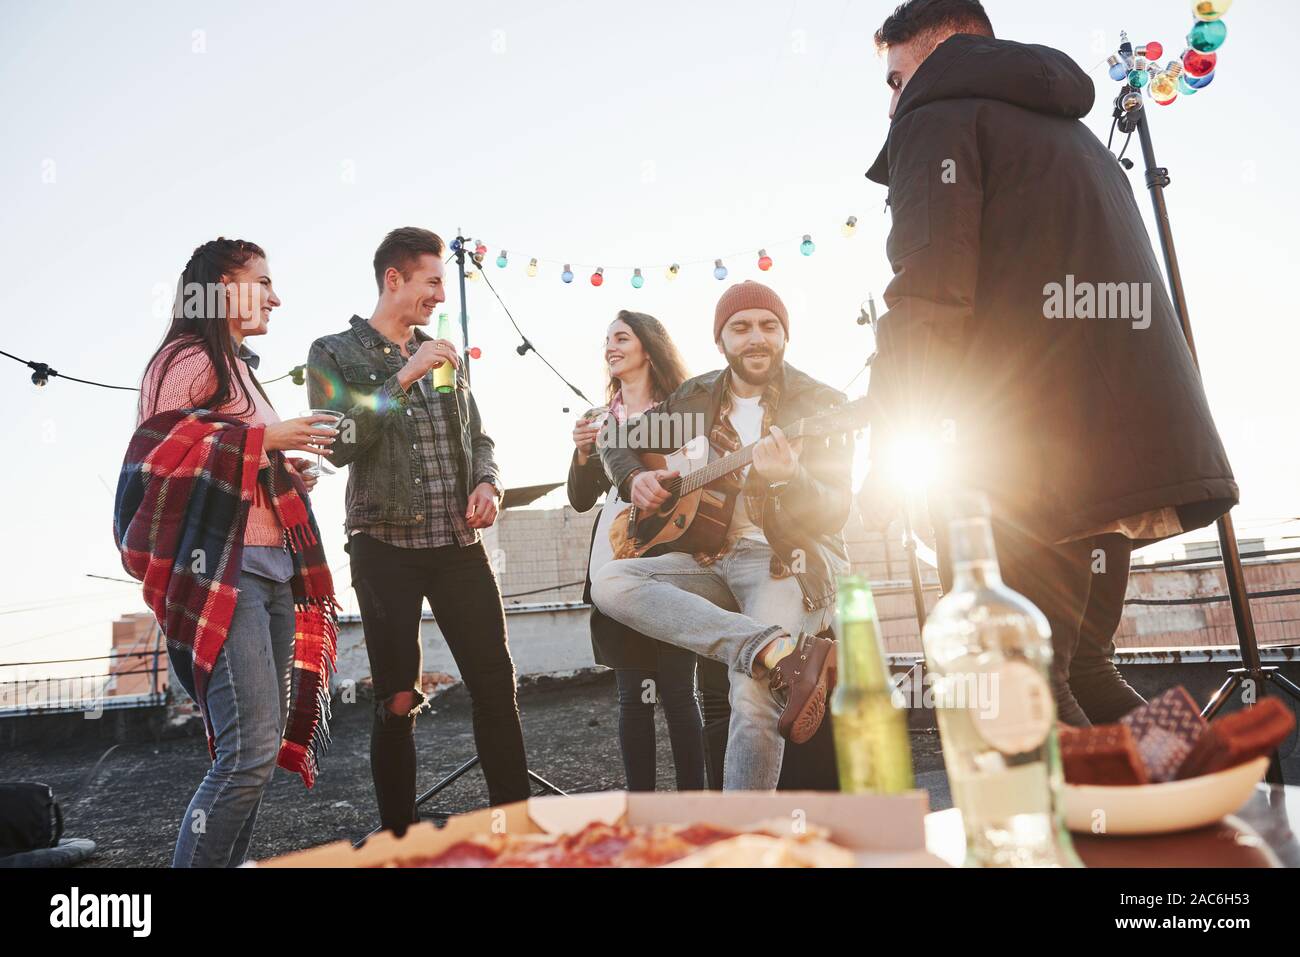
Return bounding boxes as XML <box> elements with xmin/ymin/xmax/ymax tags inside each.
<box><xmin>862</xmin><ymin>1</ymin><xmax>1238</xmax><ymax>725</ymax></box>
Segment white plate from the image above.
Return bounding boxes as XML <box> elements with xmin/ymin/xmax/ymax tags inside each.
<box><xmin>1063</xmin><ymin>757</ymin><xmax>1268</xmax><ymax>835</ymax></box>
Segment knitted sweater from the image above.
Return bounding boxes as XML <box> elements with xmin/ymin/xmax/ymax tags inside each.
<box><xmin>139</xmin><ymin>345</ymin><xmax>284</xmax><ymax>546</ymax></box>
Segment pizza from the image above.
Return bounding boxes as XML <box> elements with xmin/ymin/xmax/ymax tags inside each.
<box><xmin>380</xmin><ymin>819</ymin><xmax>853</xmax><ymax>868</ymax></box>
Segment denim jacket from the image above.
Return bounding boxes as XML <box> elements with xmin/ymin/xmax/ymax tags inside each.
<box><xmin>306</xmin><ymin>316</ymin><xmax>501</xmax><ymax>529</ymax></box>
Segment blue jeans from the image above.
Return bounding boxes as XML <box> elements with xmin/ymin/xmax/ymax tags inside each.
<box><xmin>173</xmin><ymin>570</ymin><xmax>296</xmax><ymax>868</ymax></box>
<box><xmin>591</xmin><ymin>538</ymin><xmax>837</xmax><ymax>790</ymax></box>
<box><xmin>614</xmin><ymin>643</ymin><xmax>705</xmax><ymax>791</ymax></box>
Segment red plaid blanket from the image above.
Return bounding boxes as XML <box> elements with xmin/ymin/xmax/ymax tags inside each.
<box><xmin>114</xmin><ymin>409</ymin><xmax>339</xmax><ymax>787</ymax></box>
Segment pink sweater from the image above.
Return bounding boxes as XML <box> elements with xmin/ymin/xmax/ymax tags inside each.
<box><xmin>139</xmin><ymin>345</ymin><xmax>285</xmax><ymax>546</ymax></box>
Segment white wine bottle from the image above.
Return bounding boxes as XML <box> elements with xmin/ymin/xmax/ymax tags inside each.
<box><xmin>922</xmin><ymin>492</ymin><xmax>1081</xmax><ymax>867</ymax></box>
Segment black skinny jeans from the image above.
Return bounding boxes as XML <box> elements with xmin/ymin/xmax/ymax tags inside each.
<box><xmin>349</xmin><ymin>533</ymin><xmax>530</xmax><ymax>832</ymax></box>
<box><xmin>935</xmin><ymin>522</ymin><xmax>1147</xmax><ymax>727</ymax></box>
<box><xmin>613</xmin><ymin>642</ymin><xmax>705</xmax><ymax>792</ymax></box>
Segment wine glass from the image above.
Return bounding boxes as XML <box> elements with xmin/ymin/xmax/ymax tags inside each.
<box><xmin>299</xmin><ymin>409</ymin><xmax>345</xmax><ymax>477</ymax></box>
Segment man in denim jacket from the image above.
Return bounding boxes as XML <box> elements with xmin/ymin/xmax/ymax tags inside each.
<box><xmin>308</xmin><ymin>227</ymin><xmax>529</xmax><ymax>833</ymax></box>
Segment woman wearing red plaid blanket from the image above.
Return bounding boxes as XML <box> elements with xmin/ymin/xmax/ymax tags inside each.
<box><xmin>117</xmin><ymin>237</ymin><xmax>341</xmax><ymax>867</ymax></box>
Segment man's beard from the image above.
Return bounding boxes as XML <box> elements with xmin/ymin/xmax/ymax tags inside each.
<box><xmin>723</xmin><ymin>342</ymin><xmax>784</xmax><ymax>386</ymax></box>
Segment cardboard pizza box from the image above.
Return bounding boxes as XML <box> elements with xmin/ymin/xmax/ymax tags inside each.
<box><xmin>254</xmin><ymin>789</ymin><xmax>947</xmax><ymax>867</ymax></box>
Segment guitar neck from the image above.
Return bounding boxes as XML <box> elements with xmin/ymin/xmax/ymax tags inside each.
<box><xmin>679</xmin><ymin>423</ymin><xmax>805</xmax><ymax>494</ymax></box>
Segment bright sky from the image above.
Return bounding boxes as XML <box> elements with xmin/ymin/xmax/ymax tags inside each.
<box><xmin>2</xmin><ymin>0</ymin><xmax>1296</xmax><ymax>681</ymax></box>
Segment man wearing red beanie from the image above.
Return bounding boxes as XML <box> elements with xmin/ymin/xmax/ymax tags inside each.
<box><xmin>592</xmin><ymin>280</ymin><xmax>853</xmax><ymax>790</ymax></box>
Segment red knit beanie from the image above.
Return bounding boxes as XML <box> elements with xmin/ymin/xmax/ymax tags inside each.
<box><xmin>713</xmin><ymin>281</ymin><xmax>790</xmax><ymax>341</ymax></box>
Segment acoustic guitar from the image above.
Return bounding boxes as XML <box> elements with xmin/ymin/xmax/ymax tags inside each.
<box><xmin>608</xmin><ymin>395</ymin><xmax>871</xmax><ymax>559</ymax></box>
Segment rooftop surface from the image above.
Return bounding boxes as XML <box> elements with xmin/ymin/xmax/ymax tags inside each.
<box><xmin>4</xmin><ymin>672</ymin><xmax>950</xmax><ymax>867</ymax></box>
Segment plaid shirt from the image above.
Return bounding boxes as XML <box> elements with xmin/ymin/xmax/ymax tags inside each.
<box><xmin>351</xmin><ymin>334</ymin><xmax>478</xmax><ymax>550</ymax></box>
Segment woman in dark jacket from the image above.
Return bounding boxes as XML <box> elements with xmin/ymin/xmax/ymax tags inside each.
<box><xmin>568</xmin><ymin>310</ymin><xmax>704</xmax><ymax>791</ymax></box>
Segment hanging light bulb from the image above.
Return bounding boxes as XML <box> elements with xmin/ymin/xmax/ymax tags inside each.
<box><xmin>496</xmin><ymin>250</ymin><xmax>508</xmax><ymax>268</ymax></box>
<box><xmin>800</xmin><ymin>234</ymin><xmax>815</xmax><ymax>256</ymax></box>
<box><xmin>842</xmin><ymin>216</ymin><xmax>858</xmax><ymax>238</ymax></box>
<box><xmin>1107</xmin><ymin>55</ymin><xmax>1127</xmax><ymax>81</ymax></box>
<box><xmin>561</xmin><ymin>264</ymin><xmax>574</xmax><ymax>283</ymax></box>
<box><xmin>591</xmin><ymin>267</ymin><xmax>604</xmax><ymax>287</ymax></box>
<box><xmin>527</xmin><ymin>257</ymin><xmax>538</xmax><ymax>277</ymax></box>
<box><xmin>713</xmin><ymin>259</ymin><xmax>728</xmax><ymax>280</ymax></box>
<box><xmin>1192</xmin><ymin>0</ymin><xmax>1232</xmax><ymax>22</ymax></box>
<box><xmin>1185</xmin><ymin>69</ymin><xmax>1215</xmax><ymax>88</ymax></box>
<box><xmin>473</xmin><ymin>241</ymin><xmax>487</xmax><ymax>267</ymax></box>
<box><xmin>1182</xmin><ymin>48</ymin><xmax>1217</xmax><ymax>77</ymax></box>
<box><xmin>1119</xmin><ymin>31</ymin><xmax>1133</xmax><ymax>57</ymax></box>
<box><xmin>30</xmin><ymin>363</ymin><xmax>50</xmax><ymax>387</ymax></box>
<box><xmin>467</xmin><ymin>346</ymin><xmax>482</xmax><ymax>359</ymax></box>
<box><xmin>1189</xmin><ymin>19</ymin><xmax>1227</xmax><ymax>53</ymax></box>
<box><xmin>1150</xmin><ymin>71</ymin><xmax>1178</xmax><ymax>101</ymax></box>
<box><xmin>1128</xmin><ymin>67</ymin><xmax>1148</xmax><ymax>88</ymax></box>
<box><xmin>1144</xmin><ymin>41</ymin><xmax>1164</xmax><ymax>60</ymax></box>
<box><xmin>757</xmin><ymin>249</ymin><xmax>773</xmax><ymax>271</ymax></box>
<box><xmin>1176</xmin><ymin>74</ymin><xmax>1200</xmax><ymax>95</ymax></box>
<box><xmin>1121</xmin><ymin>90</ymin><xmax>1144</xmax><ymax>112</ymax></box>
<box><xmin>666</xmin><ymin>263</ymin><xmax>680</xmax><ymax>281</ymax></box>
<box><xmin>631</xmin><ymin>268</ymin><xmax>644</xmax><ymax>288</ymax></box>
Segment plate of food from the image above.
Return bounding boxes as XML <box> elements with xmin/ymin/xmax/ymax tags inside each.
<box><xmin>1060</xmin><ymin>689</ymin><xmax>1293</xmax><ymax>835</ymax></box>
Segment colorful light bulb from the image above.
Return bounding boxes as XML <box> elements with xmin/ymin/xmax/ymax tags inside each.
<box><xmin>1182</xmin><ymin>48</ymin><xmax>1217</xmax><ymax>77</ymax></box>
<box><xmin>842</xmin><ymin>215</ymin><xmax>858</xmax><ymax>237</ymax></box>
<box><xmin>1150</xmin><ymin>72</ymin><xmax>1178</xmax><ymax>100</ymax></box>
<box><xmin>561</xmin><ymin>264</ymin><xmax>574</xmax><ymax>283</ymax></box>
<box><xmin>1189</xmin><ymin>19</ymin><xmax>1227</xmax><ymax>53</ymax></box>
<box><xmin>1145</xmin><ymin>41</ymin><xmax>1164</xmax><ymax>60</ymax></box>
<box><xmin>757</xmin><ymin>249</ymin><xmax>773</xmax><ymax>271</ymax></box>
<box><xmin>467</xmin><ymin>346</ymin><xmax>482</xmax><ymax>359</ymax></box>
<box><xmin>666</xmin><ymin>263</ymin><xmax>680</xmax><ymax>281</ymax></box>
<box><xmin>1108</xmin><ymin>55</ymin><xmax>1128</xmax><ymax>81</ymax></box>
<box><xmin>591</xmin><ymin>267</ymin><xmax>604</xmax><ymax>287</ymax></box>
<box><xmin>713</xmin><ymin>259</ymin><xmax>728</xmax><ymax>280</ymax></box>
<box><xmin>1128</xmin><ymin>68</ymin><xmax>1148</xmax><ymax>88</ymax></box>
<box><xmin>496</xmin><ymin>250</ymin><xmax>508</xmax><ymax>268</ymax></box>
<box><xmin>1185</xmin><ymin>69</ymin><xmax>1214</xmax><ymax>88</ymax></box>
<box><xmin>800</xmin><ymin>234</ymin><xmax>815</xmax><ymax>256</ymax></box>
<box><xmin>1121</xmin><ymin>90</ymin><xmax>1144</xmax><ymax>112</ymax></box>
<box><xmin>1119</xmin><ymin>31</ymin><xmax>1133</xmax><ymax>57</ymax></box>
<box><xmin>527</xmin><ymin>257</ymin><xmax>538</xmax><ymax>277</ymax></box>
<box><xmin>1192</xmin><ymin>0</ymin><xmax>1232</xmax><ymax>22</ymax></box>
<box><xmin>1176</xmin><ymin>74</ymin><xmax>1200</xmax><ymax>95</ymax></box>
<box><xmin>631</xmin><ymin>268</ymin><xmax>644</xmax><ymax>288</ymax></box>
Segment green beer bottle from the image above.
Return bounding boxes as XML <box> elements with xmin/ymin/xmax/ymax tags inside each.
<box><xmin>433</xmin><ymin>312</ymin><xmax>456</xmax><ymax>394</ymax></box>
<box><xmin>831</xmin><ymin>573</ymin><xmax>915</xmax><ymax>794</ymax></box>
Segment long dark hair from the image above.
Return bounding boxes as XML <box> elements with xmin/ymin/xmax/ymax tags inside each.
<box><xmin>605</xmin><ymin>310</ymin><xmax>690</xmax><ymax>405</ymax></box>
<box><xmin>140</xmin><ymin>237</ymin><xmax>271</xmax><ymax>420</ymax></box>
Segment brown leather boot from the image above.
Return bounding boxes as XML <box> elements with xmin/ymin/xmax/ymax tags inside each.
<box><xmin>769</xmin><ymin>633</ymin><xmax>837</xmax><ymax>744</ymax></box>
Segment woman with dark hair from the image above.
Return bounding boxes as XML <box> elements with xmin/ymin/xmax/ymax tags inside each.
<box><xmin>121</xmin><ymin>237</ymin><xmax>341</xmax><ymax>867</ymax></box>
<box><xmin>567</xmin><ymin>310</ymin><xmax>705</xmax><ymax>791</ymax></box>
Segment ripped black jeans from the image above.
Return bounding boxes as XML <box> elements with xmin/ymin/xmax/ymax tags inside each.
<box><xmin>349</xmin><ymin>533</ymin><xmax>530</xmax><ymax>832</ymax></box>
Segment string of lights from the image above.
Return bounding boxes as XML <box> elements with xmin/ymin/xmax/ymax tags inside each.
<box><xmin>458</xmin><ymin>213</ymin><xmax>862</xmax><ymax>291</ymax></box>
<box><xmin>1</xmin><ymin>347</ymin><xmax>305</xmax><ymax>392</ymax></box>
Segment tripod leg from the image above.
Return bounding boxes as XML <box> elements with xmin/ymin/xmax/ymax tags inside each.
<box><xmin>1201</xmin><ymin>673</ymin><xmax>1241</xmax><ymax>721</ymax></box>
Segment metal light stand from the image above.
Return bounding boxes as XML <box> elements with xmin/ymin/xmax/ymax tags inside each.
<box><xmin>451</xmin><ymin>232</ymin><xmax>473</xmax><ymax>386</ymax></box>
<box><xmin>1120</xmin><ymin>95</ymin><xmax>1298</xmax><ymax>784</ymax></box>
<box><xmin>857</xmin><ymin>294</ymin><xmax>932</xmax><ymax>631</ymax></box>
